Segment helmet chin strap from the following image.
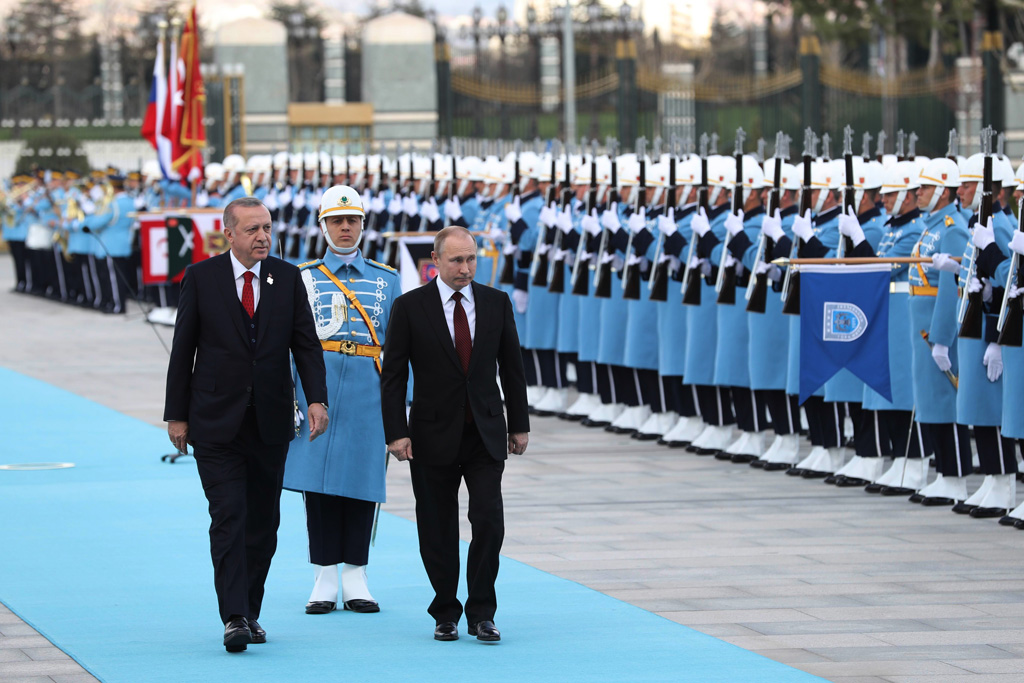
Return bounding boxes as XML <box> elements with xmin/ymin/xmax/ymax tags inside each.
<box><xmin>320</xmin><ymin>219</ymin><xmax>363</xmax><ymax>255</ymax></box>
<box><xmin>968</xmin><ymin>186</ymin><xmax>982</xmax><ymax>213</ymax></box>
<box><xmin>925</xmin><ymin>185</ymin><xmax>943</xmax><ymax>213</ymax></box>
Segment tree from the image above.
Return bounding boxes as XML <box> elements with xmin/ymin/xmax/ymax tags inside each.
<box><xmin>1</xmin><ymin>0</ymin><xmax>91</xmax><ymax>93</ymax></box>
<box><xmin>268</xmin><ymin>1</ymin><xmax>326</xmax><ymax>103</ymax></box>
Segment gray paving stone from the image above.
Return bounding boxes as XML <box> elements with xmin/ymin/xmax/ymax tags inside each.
<box><xmin>50</xmin><ymin>676</ymin><xmax>102</xmax><ymax>683</ymax></box>
<box><xmin>0</xmin><ymin>623</ymin><xmax>43</xmax><ymax>637</ymax></box>
<box><xmin>0</xmin><ymin>637</ymin><xmax>56</xmax><ymax>650</ymax></box>
<box><xmin>0</xmin><ymin>649</ymin><xmax>31</xmax><ymax>662</ymax></box>
<box><xmin>21</xmin><ymin>648</ymin><xmax>72</xmax><ymax>661</ymax></box>
<box><xmin>0</xmin><ymin>660</ymin><xmax>93</xmax><ymax>676</ymax></box>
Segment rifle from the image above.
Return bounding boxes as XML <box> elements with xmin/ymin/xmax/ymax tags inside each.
<box><xmin>997</xmin><ymin>195</ymin><xmax>1024</xmax><ymax>346</ymax></box>
<box><xmin>781</xmin><ymin>128</ymin><xmax>817</xmax><ymax>315</ymax></box>
<box><xmin>861</xmin><ymin>132</ymin><xmax>873</xmax><ymax>162</ymax></box>
<box><xmin>621</xmin><ymin>135</ymin><xmax>648</xmax><ymax>300</ymax></box>
<box><xmin>876</xmin><ymin>130</ymin><xmax>887</xmax><ymax>163</ymax></box>
<box><xmin>715</xmin><ymin>127</ymin><xmax>745</xmax><ymax>305</ymax></box>
<box><xmin>958</xmin><ymin>126</ymin><xmax>994</xmax><ymax>339</ymax></box>
<box><xmin>947</xmin><ymin>129</ymin><xmax>959</xmax><ymax>162</ymax></box>
<box><xmin>746</xmin><ymin>131</ymin><xmax>786</xmax><ymax>313</ymax></box>
<box><xmin>836</xmin><ymin>125</ymin><xmax>856</xmax><ymax>258</ymax></box>
<box><xmin>548</xmin><ymin>138</ymin><xmax>577</xmax><ymax>293</ymax></box>
<box><xmin>571</xmin><ymin>139</ymin><xmax>600</xmax><ymax>296</ymax></box>
<box><xmin>428</xmin><ymin>140</ymin><xmax>437</xmax><ymax>202</ymax></box>
<box><xmin>286</xmin><ymin>150</ymin><xmax>306</xmax><ymax>260</ymax></box>
<box><xmin>304</xmin><ymin>147</ymin><xmax>325</xmax><ymax>260</ymax></box>
<box><xmin>593</xmin><ymin>137</ymin><xmax>620</xmax><ymax>298</ymax></box>
<box><xmin>649</xmin><ymin>135</ymin><xmax>678</xmax><ymax>302</ymax></box>
<box><xmin>531</xmin><ymin>141</ymin><xmax>559</xmax><ymax>287</ymax></box>
<box><xmin>681</xmin><ymin>133</ymin><xmax>710</xmax><ymax>306</ymax></box>
<box><xmin>497</xmin><ymin>140</ymin><xmax>521</xmax><ymax>286</ymax></box>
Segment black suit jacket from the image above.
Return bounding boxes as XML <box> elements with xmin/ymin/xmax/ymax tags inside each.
<box><xmin>380</xmin><ymin>278</ymin><xmax>529</xmax><ymax>465</ymax></box>
<box><xmin>163</xmin><ymin>252</ymin><xmax>328</xmax><ymax>445</ymax></box>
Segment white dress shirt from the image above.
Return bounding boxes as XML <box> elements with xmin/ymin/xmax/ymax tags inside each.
<box><xmin>436</xmin><ymin>276</ymin><xmax>476</xmax><ymax>345</ymax></box>
<box><xmin>229</xmin><ymin>250</ymin><xmax>261</xmax><ymax>310</ymax></box>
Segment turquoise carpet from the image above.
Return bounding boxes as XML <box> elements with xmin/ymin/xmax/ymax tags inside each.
<box><xmin>0</xmin><ymin>367</ymin><xmax>823</xmax><ymax>682</ymax></box>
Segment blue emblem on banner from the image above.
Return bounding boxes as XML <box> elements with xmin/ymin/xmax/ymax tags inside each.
<box><xmin>823</xmin><ymin>302</ymin><xmax>868</xmax><ymax>342</ymax></box>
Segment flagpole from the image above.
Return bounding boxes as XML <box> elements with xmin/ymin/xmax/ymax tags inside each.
<box><xmin>775</xmin><ymin>256</ymin><xmax>963</xmax><ymax>266</ymax></box>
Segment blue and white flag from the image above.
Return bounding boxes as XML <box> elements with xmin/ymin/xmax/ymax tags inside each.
<box><xmin>799</xmin><ymin>264</ymin><xmax>892</xmax><ymax>404</ymax></box>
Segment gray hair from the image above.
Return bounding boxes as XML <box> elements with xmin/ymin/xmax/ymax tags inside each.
<box><xmin>433</xmin><ymin>225</ymin><xmax>474</xmax><ymax>255</ymax></box>
<box><xmin>223</xmin><ymin>197</ymin><xmax>267</xmax><ymax>230</ymax></box>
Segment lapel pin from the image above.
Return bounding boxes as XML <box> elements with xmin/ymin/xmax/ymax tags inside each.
<box><xmin>266</xmin><ymin>274</ymin><xmax>274</xmax><ymax>285</ymax></box>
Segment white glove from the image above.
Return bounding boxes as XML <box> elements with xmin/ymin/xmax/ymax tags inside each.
<box><xmin>657</xmin><ymin>208</ymin><xmax>677</xmax><ymax>237</ymax></box>
<box><xmin>555</xmin><ymin>206</ymin><xmax>574</xmax><ymax>234</ymax></box>
<box><xmin>930</xmin><ymin>253</ymin><xmax>960</xmax><ymax>273</ymax></box>
<box><xmin>420</xmin><ymin>197</ymin><xmax>440</xmax><ymax>224</ymax></box>
<box><xmin>690</xmin><ymin>207</ymin><xmax>710</xmax><ymax>238</ymax></box>
<box><xmin>582</xmin><ymin>209</ymin><xmax>601</xmax><ymax>237</ymax></box>
<box><xmin>1009</xmin><ymin>231</ymin><xmax>1024</xmax><ymax>256</ymax></box>
<box><xmin>504</xmin><ymin>195</ymin><xmax>522</xmax><ymax>223</ymax></box>
<box><xmin>838</xmin><ymin>206</ymin><xmax>865</xmax><ymax>246</ymax></box>
<box><xmin>627</xmin><ymin>207</ymin><xmax>647</xmax><ymax>235</ymax></box>
<box><xmin>362</xmin><ymin>189</ymin><xmax>372</xmax><ymax>209</ymax></box>
<box><xmin>1010</xmin><ymin>284</ymin><xmax>1024</xmax><ymax>301</ymax></box>
<box><xmin>973</xmin><ymin>217</ymin><xmax>995</xmax><ymax>250</ymax></box>
<box><xmin>402</xmin><ymin>193</ymin><xmax>419</xmax><ymax>217</ymax></box>
<box><xmin>755</xmin><ymin>261</ymin><xmax>783</xmax><ymax>283</ymax></box>
<box><xmin>791</xmin><ymin>209</ymin><xmax>814</xmax><ymax>242</ymax></box>
<box><xmin>600</xmin><ymin>203</ymin><xmax>622</xmax><ymax>232</ymax></box>
<box><xmin>371</xmin><ymin>192</ymin><xmax>386</xmax><ymax>214</ymax></box>
<box><xmin>512</xmin><ymin>288</ymin><xmax>529</xmax><ymax>314</ymax></box>
<box><xmin>539</xmin><ymin>202</ymin><xmax>558</xmax><ymax>228</ymax></box>
<box><xmin>724</xmin><ymin>209</ymin><xmax>745</xmax><ymax>238</ymax></box>
<box><xmin>292</xmin><ymin>191</ymin><xmax>305</xmax><ymax>209</ymax></box>
<box><xmin>723</xmin><ymin>253</ymin><xmax>737</xmax><ymax>269</ymax></box>
<box><xmin>931</xmin><ymin>342</ymin><xmax>952</xmax><ymax>373</ymax></box>
<box><xmin>983</xmin><ymin>342</ymin><xmax>1004</xmax><ymax>382</ymax></box>
<box><xmin>444</xmin><ymin>195</ymin><xmax>463</xmax><ymax>221</ymax></box>
<box><xmin>387</xmin><ymin>195</ymin><xmax>402</xmax><ymax>216</ymax></box>
<box><xmin>968</xmin><ymin>276</ymin><xmax>994</xmax><ymax>303</ymax></box>
<box><xmin>761</xmin><ymin>209</ymin><xmax>784</xmax><ymax>242</ymax></box>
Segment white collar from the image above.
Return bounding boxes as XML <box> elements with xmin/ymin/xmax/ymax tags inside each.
<box><xmin>229</xmin><ymin>250</ymin><xmax>262</xmax><ymax>280</ymax></box>
<box><xmin>436</xmin><ymin>276</ymin><xmax>473</xmax><ymax>304</ymax></box>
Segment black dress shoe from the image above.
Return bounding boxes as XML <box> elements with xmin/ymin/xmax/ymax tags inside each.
<box><xmin>632</xmin><ymin>432</ymin><xmax>660</xmax><ymax>441</ymax></box>
<box><xmin>559</xmin><ymin>413</ymin><xmax>584</xmax><ymax>422</ymax></box>
<box><xmin>823</xmin><ymin>474</ymin><xmax>839</xmax><ymax>485</ymax></box>
<box><xmin>920</xmin><ymin>496</ymin><xmax>956</xmax><ymax>506</ymax></box>
<box><xmin>434</xmin><ymin>621</ymin><xmax>459</xmax><ymax>641</ymax></box>
<box><xmin>952</xmin><ymin>502</ymin><xmax>977</xmax><ymax>515</ymax></box>
<box><xmin>785</xmin><ymin>467</ymin><xmax>805</xmax><ymax>477</ymax></box>
<box><xmin>763</xmin><ymin>462</ymin><xmax>792</xmax><ymax>472</ymax></box>
<box><xmin>880</xmin><ymin>486</ymin><xmax>915</xmax><ymax>496</ymax></box>
<box><xmin>800</xmin><ymin>469</ymin><xmax>829</xmax><ymax>479</ymax></box>
<box><xmin>248</xmin><ymin>620</ymin><xmax>266</xmax><ymax>644</ymax></box>
<box><xmin>749</xmin><ymin>459</ymin><xmax>767</xmax><ymax>469</ymax></box>
<box><xmin>692</xmin><ymin>447</ymin><xmax>720</xmax><ymax>456</ymax></box>
<box><xmin>608</xmin><ymin>425</ymin><xmax>637</xmax><ymax>435</ymax></box>
<box><xmin>468</xmin><ymin>620</ymin><xmax>501</xmax><ymax>642</ymax></box>
<box><xmin>305</xmin><ymin>601</ymin><xmax>336</xmax><ymax>615</ymax></box>
<box><xmin>533</xmin><ymin>409</ymin><xmax>555</xmax><ymax>417</ymax></box>
<box><xmin>864</xmin><ymin>483</ymin><xmax>884</xmax><ymax>493</ymax></box>
<box><xmin>713</xmin><ymin>451</ymin><xmax>733</xmax><ymax>461</ymax></box>
<box><xmin>731</xmin><ymin>453</ymin><xmax>758</xmax><ymax>464</ymax></box>
<box><xmin>224</xmin><ymin>616</ymin><xmax>251</xmax><ymax>653</ymax></box>
<box><xmin>1014</xmin><ymin>518</ymin><xmax>1024</xmax><ymax>530</ymax></box>
<box><xmin>343</xmin><ymin>599</ymin><xmax>380</xmax><ymax>613</ymax></box>
<box><xmin>999</xmin><ymin>515</ymin><xmax>1020</xmax><ymax>526</ymax></box>
<box><xmin>581</xmin><ymin>418</ymin><xmax>609</xmax><ymax>428</ymax></box>
<box><xmin>908</xmin><ymin>493</ymin><xmax>926</xmax><ymax>503</ymax></box>
<box><xmin>835</xmin><ymin>476</ymin><xmax>870</xmax><ymax>488</ymax></box>
<box><xmin>970</xmin><ymin>506</ymin><xmax>1009</xmax><ymax>519</ymax></box>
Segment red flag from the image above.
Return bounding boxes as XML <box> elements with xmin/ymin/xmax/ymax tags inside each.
<box><xmin>172</xmin><ymin>4</ymin><xmax>206</xmax><ymax>183</ymax></box>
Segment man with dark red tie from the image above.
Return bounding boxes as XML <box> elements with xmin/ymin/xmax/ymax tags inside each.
<box><xmin>164</xmin><ymin>197</ymin><xmax>329</xmax><ymax>652</ymax></box>
<box><xmin>381</xmin><ymin>226</ymin><xmax>530</xmax><ymax>643</ymax></box>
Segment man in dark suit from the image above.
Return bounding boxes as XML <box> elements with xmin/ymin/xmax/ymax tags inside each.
<box><xmin>164</xmin><ymin>197</ymin><xmax>329</xmax><ymax>653</ymax></box>
<box><xmin>381</xmin><ymin>226</ymin><xmax>530</xmax><ymax>643</ymax></box>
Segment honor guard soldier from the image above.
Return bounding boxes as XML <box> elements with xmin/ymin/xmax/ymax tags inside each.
<box><xmin>3</xmin><ymin>175</ymin><xmax>31</xmax><ymax>292</ymax></box>
<box><xmin>283</xmin><ymin>184</ymin><xmax>400</xmax><ymax>615</ymax></box>
<box><xmin>83</xmin><ymin>172</ymin><xmax>137</xmax><ymax>314</ymax></box>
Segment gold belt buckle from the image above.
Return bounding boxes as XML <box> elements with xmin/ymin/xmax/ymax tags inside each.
<box><xmin>339</xmin><ymin>340</ymin><xmax>357</xmax><ymax>355</ymax></box>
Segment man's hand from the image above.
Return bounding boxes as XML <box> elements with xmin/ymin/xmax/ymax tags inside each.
<box><xmin>388</xmin><ymin>437</ymin><xmax>413</xmax><ymax>462</ymax></box>
<box><xmin>307</xmin><ymin>403</ymin><xmax>329</xmax><ymax>442</ymax></box>
<box><xmin>838</xmin><ymin>206</ymin><xmax>865</xmax><ymax>246</ymax></box>
<box><xmin>791</xmin><ymin>209</ymin><xmax>814</xmax><ymax>242</ymax></box>
<box><xmin>168</xmin><ymin>420</ymin><xmax>190</xmax><ymax>455</ymax></box>
<box><xmin>690</xmin><ymin>207</ymin><xmax>710</xmax><ymax>238</ymax></box>
<box><xmin>504</xmin><ymin>195</ymin><xmax>522</xmax><ymax>223</ymax></box>
<box><xmin>761</xmin><ymin>209</ymin><xmax>784</xmax><ymax>242</ymax></box>
<box><xmin>930</xmin><ymin>253</ymin><xmax>960</xmax><ymax>273</ymax></box>
<box><xmin>724</xmin><ymin>209</ymin><xmax>745</xmax><ymax>238</ymax></box>
<box><xmin>508</xmin><ymin>432</ymin><xmax>529</xmax><ymax>455</ymax></box>
<box><xmin>973</xmin><ymin>218</ymin><xmax>995</xmax><ymax>250</ymax></box>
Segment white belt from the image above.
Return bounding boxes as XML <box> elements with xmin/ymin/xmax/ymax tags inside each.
<box><xmin>890</xmin><ymin>282</ymin><xmax>910</xmax><ymax>294</ymax></box>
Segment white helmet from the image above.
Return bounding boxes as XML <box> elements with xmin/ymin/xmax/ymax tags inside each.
<box><xmin>272</xmin><ymin>151</ymin><xmax>291</xmax><ymax>183</ymax></box>
<box><xmin>917</xmin><ymin>158</ymin><xmax>959</xmax><ymax>212</ymax></box>
<box><xmin>762</xmin><ymin>158</ymin><xmax>800</xmax><ymax>192</ymax></box>
<box><xmin>318</xmin><ymin>184</ymin><xmax>364</xmax><ymax>254</ymax></box>
<box><xmin>222</xmin><ymin>154</ymin><xmax>246</xmax><ymax>183</ymax></box>
<box><xmin>142</xmin><ymin>159</ymin><xmax>162</xmax><ymax>183</ymax></box>
<box><xmin>1016</xmin><ymin>161</ymin><xmax>1024</xmax><ymax>191</ymax></box>
<box><xmin>204</xmin><ymin>162</ymin><xmax>225</xmax><ymax>189</ymax></box>
<box><xmin>739</xmin><ymin>155</ymin><xmax>765</xmax><ymax>204</ymax></box>
<box><xmin>994</xmin><ymin>154</ymin><xmax>1016</xmax><ymax>189</ymax></box>
<box><xmin>810</xmin><ymin>160</ymin><xmax>838</xmax><ymax>213</ymax></box>
<box><xmin>879</xmin><ymin>160</ymin><xmax>920</xmax><ymax>216</ymax></box>
<box><xmin>958</xmin><ymin>153</ymin><xmax>985</xmax><ymax>212</ymax></box>
<box><xmin>707</xmin><ymin>155</ymin><xmax>734</xmax><ymax>206</ymax></box>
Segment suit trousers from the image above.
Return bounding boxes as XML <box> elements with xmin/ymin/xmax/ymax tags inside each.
<box><xmin>409</xmin><ymin>421</ymin><xmax>505</xmax><ymax>625</ymax></box>
<box><xmin>193</xmin><ymin>406</ymin><xmax>288</xmax><ymax>624</ymax></box>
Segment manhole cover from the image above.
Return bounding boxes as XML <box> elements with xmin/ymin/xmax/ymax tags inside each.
<box><xmin>0</xmin><ymin>463</ymin><xmax>76</xmax><ymax>471</ymax></box>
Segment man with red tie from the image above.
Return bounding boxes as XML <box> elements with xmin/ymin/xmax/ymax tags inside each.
<box><xmin>164</xmin><ymin>197</ymin><xmax>329</xmax><ymax>652</ymax></box>
<box><xmin>381</xmin><ymin>226</ymin><xmax>530</xmax><ymax>643</ymax></box>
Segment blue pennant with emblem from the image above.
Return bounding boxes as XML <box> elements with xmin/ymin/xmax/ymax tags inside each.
<box><xmin>799</xmin><ymin>264</ymin><xmax>892</xmax><ymax>404</ymax></box>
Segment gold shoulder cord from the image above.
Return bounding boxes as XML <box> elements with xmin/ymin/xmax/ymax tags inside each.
<box><xmin>316</xmin><ymin>264</ymin><xmax>382</xmax><ymax>373</ymax></box>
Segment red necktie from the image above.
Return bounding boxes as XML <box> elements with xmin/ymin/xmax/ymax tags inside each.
<box><xmin>242</xmin><ymin>271</ymin><xmax>255</xmax><ymax>318</ymax></box>
<box><xmin>452</xmin><ymin>291</ymin><xmax>473</xmax><ymax>422</ymax></box>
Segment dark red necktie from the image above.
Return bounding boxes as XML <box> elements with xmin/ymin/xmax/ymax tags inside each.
<box><xmin>242</xmin><ymin>271</ymin><xmax>255</xmax><ymax>318</ymax></box>
<box><xmin>452</xmin><ymin>291</ymin><xmax>473</xmax><ymax>422</ymax></box>
<box><xmin>452</xmin><ymin>291</ymin><xmax>472</xmax><ymax>372</ymax></box>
